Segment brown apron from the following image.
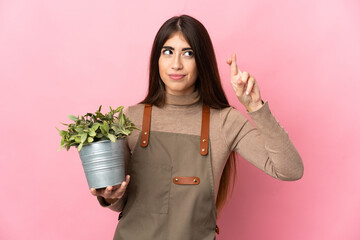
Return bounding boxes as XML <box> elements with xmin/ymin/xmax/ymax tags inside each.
<box><xmin>114</xmin><ymin>104</ymin><xmax>218</xmax><ymax>240</ymax></box>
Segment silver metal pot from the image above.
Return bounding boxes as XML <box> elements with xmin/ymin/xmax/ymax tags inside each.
<box><xmin>78</xmin><ymin>139</ymin><xmax>125</xmax><ymax>189</ymax></box>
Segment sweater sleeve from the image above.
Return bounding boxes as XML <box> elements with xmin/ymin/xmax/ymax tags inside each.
<box><xmin>222</xmin><ymin>101</ymin><xmax>304</xmax><ymax>181</ymax></box>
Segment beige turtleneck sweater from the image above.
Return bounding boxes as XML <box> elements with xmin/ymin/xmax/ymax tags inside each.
<box><xmin>98</xmin><ymin>91</ymin><xmax>304</xmax><ymax>211</ymax></box>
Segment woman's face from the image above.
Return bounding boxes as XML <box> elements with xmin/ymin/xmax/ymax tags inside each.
<box><xmin>158</xmin><ymin>32</ymin><xmax>198</xmax><ymax>96</ymax></box>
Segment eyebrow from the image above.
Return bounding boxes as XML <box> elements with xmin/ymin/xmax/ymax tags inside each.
<box><xmin>162</xmin><ymin>46</ymin><xmax>193</xmax><ymax>51</ymax></box>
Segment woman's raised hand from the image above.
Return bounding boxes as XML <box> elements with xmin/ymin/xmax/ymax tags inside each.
<box><xmin>90</xmin><ymin>174</ymin><xmax>130</xmax><ymax>204</ymax></box>
<box><xmin>227</xmin><ymin>53</ymin><xmax>263</xmax><ymax>112</ymax></box>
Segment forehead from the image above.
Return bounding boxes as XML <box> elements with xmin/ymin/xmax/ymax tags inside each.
<box><xmin>163</xmin><ymin>32</ymin><xmax>191</xmax><ymax>48</ymax></box>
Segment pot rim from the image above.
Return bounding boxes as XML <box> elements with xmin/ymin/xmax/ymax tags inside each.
<box><xmin>76</xmin><ymin>138</ymin><xmax>125</xmax><ymax>149</ymax></box>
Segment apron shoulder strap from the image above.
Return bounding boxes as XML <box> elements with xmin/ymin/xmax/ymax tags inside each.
<box><xmin>140</xmin><ymin>103</ymin><xmax>210</xmax><ymax>156</ymax></box>
<box><xmin>140</xmin><ymin>104</ymin><xmax>152</xmax><ymax>148</ymax></box>
<box><xmin>200</xmin><ymin>105</ymin><xmax>210</xmax><ymax>156</ymax></box>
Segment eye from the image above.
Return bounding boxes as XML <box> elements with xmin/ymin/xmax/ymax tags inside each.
<box><xmin>162</xmin><ymin>49</ymin><xmax>172</xmax><ymax>55</ymax></box>
<box><xmin>183</xmin><ymin>51</ymin><xmax>194</xmax><ymax>57</ymax></box>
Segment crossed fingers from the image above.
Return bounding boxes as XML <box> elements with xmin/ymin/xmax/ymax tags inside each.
<box><xmin>227</xmin><ymin>53</ymin><xmax>256</xmax><ymax>97</ymax></box>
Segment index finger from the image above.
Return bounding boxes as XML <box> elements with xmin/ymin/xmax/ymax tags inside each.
<box><xmin>230</xmin><ymin>53</ymin><xmax>238</xmax><ymax>76</ymax></box>
<box><xmin>231</xmin><ymin>53</ymin><xmax>243</xmax><ymax>76</ymax></box>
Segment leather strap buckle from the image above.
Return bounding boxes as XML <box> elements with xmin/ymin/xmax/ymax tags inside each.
<box><xmin>140</xmin><ymin>104</ymin><xmax>152</xmax><ymax>148</ymax></box>
<box><xmin>200</xmin><ymin>105</ymin><xmax>210</xmax><ymax>155</ymax></box>
<box><xmin>173</xmin><ymin>177</ymin><xmax>200</xmax><ymax>185</ymax></box>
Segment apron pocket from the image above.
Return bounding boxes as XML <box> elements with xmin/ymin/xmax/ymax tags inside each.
<box><xmin>132</xmin><ymin>161</ymin><xmax>171</xmax><ymax>214</ymax></box>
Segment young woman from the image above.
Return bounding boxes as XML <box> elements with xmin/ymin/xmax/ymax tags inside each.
<box><xmin>91</xmin><ymin>15</ymin><xmax>303</xmax><ymax>240</ymax></box>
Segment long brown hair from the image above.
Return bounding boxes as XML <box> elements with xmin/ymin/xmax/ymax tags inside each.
<box><xmin>141</xmin><ymin>15</ymin><xmax>237</xmax><ymax>213</ymax></box>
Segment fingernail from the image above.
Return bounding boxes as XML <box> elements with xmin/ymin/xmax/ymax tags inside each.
<box><xmin>246</xmin><ymin>91</ymin><xmax>249</xmax><ymax>95</ymax></box>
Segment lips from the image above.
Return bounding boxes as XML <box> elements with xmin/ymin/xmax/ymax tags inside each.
<box><xmin>168</xmin><ymin>74</ymin><xmax>186</xmax><ymax>80</ymax></box>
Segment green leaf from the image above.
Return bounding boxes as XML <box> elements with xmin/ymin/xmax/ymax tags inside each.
<box><xmin>75</xmin><ymin>127</ymin><xmax>84</xmax><ymax>133</ymax></box>
<box><xmin>89</xmin><ymin>128</ymin><xmax>96</xmax><ymax>137</ymax></box>
<box><xmin>108</xmin><ymin>112</ymin><xmax>114</xmax><ymax>121</ymax></box>
<box><xmin>59</xmin><ymin>130</ymin><xmax>67</xmax><ymax>137</ymax></box>
<box><xmin>111</xmin><ymin>126</ymin><xmax>120</xmax><ymax>134</ymax></box>
<box><xmin>87</xmin><ymin>137</ymin><xmax>94</xmax><ymax>143</ymax></box>
<box><xmin>116</xmin><ymin>106</ymin><xmax>124</xmax><ymax>113</ymax></box>
<box><xmin>81</xmin><ymin>133</ymin><xmax>87</xmax><ymax>143</ymax></box>
<box><xmin>68</xmin><ymin>115</ymin><xmax>78</xmax><ymax>122</ymax></box>
<box><xmin>103</xmin><ymin>121</ymin><xmax>109</xmax><ymax>133</ymax></box>
<box><xmin>96</xmin><ymin>111</ymin><xmax>105</xmax><ymax>119</ymax></box>
<box><xmin>57</xmin><ymin>145</ymin><xmax>64</xmax><ymax>151</ymax></box>
<box><xmin>92</xmin><ymin>122</ymin><xmax>100</xmax><ymax>131</ymax></box>
<box><xmin>96</xmin><ymin>133</ymin><xmax>103</xmax><ymax>138</ymax></box>
<box><xmin>75</xmin><ymin>136</ymin><xmax>82</xmax><ymax>143</ymax></box>
<box><xmin>100</xmin><ymin>125</ymin><xmax>106</xmax><ymax>135</ymax></box>
<box><xmin>107</xmin><ymin>133</ymin><xmax>117</xmax><ymax>142</ymax></box>
<box><xmin>78</xmin><ymin>143</ymin><xmax>83</xmax><ymax>152</ymax></box>
<box><xmin>119</xmin><ymin>114</ymin><xmax>125</xmax><ymax>127</ymax></box>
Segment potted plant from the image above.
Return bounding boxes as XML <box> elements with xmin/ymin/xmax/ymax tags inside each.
<box><xmin>57</xmin><ymin>105</ymin><xmax>138</xmax><ymax>189</ymax></box>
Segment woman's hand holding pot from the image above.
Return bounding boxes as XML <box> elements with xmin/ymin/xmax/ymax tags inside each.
<box><xmin>90</xmin><ymin>174</ymin><xmax>130</xmax><ymax>204</ymax></box>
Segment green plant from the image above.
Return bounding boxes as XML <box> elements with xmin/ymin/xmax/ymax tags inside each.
<box><xmin>57</xmin><ymin>105</ymin><xmax>138</xmax><ymax>151</ymax></box>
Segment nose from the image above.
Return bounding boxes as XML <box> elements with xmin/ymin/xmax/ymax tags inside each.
<box><xmin>171</xmin><ymin>54</ymin><xmax>183</xmax><ymax>70</ymax></box>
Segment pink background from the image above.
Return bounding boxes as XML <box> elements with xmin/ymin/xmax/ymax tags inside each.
<box><xmin>1</xmin><ymin>0</ymin><xmax>359</xmax><ymax>239</ymax></box>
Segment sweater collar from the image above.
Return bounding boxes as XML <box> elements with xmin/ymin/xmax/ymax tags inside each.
<box><xmin>165</xmin><ymin>90</ymin><xmax>200</xmax><ymax>106</ymax></box>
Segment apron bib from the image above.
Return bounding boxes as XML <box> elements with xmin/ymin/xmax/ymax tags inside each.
<box><xmin>114</xmin><ymin>104</ymin><xmax>218</xmax><ymax>240</ymax></box>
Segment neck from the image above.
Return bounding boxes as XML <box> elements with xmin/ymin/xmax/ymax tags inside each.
<box><xmin>165</xmin><ymin>90</ymin><xmax>200</xmax><ymax>106</ymax></box>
